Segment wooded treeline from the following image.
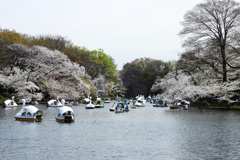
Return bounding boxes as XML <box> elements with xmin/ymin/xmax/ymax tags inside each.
<box><xmin>120</xmin><ymin>58</ymin><xmax>172</xmax><ymax>98</ymax></box>
<box><xmin>0</xmin><ymin>29</ymin><xmax>120</xmax><ymax>102</ymax></box>
<box><xmin>0</xmin><ymin>29</ymin><xmax>117</xmax><ymax>82</ymax></box>
<box><xmin>0</xmin><ymin>28</ymin><xmax>174</xmax><ymax>101</ymax></box>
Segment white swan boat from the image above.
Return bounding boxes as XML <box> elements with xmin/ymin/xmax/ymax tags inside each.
<box><xmin>15</xmin><ymin>99</ymin><xmax>43</xmax><ymax>122</ymax></box>
<box><xmin>85</xmin><ymin>100</ymin><xmax>95</xmax><ymax>109</ymax></box>
<box><xmin>3</xmin><ymin>96</ymin><xmax>18</xmax><ymax>108</ymax></box>
<box><xmin>47</xmin><ymin>96</ymin><xmax>62</xmax><ymax>107</ymax></box>
<box><xmin>135</xmin><ymin>96</ymin><xmax>146</xmax><ymax>107</ymax></box>
<box><xmin>55</xmin><ymin>99</ymin><xmax>74</xmax><ymax>123</ymax></box>
<box><xmin>83</xmin><ymin>97</ymin><xmax>90</xmax><ymax>104</ymax></box>
<box><xmin>95</xmin><ymin>98</ymin><xmax>104</xmax><ymax>108</ymax></box>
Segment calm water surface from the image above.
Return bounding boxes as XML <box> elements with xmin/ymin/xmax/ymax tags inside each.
<box><xmin>1</xmin><ymin>102</ymin><xmax>240</xmax><ymax>160</ymax></box>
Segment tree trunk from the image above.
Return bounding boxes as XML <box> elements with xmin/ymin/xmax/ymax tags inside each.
<box><xmin>221</xmin><ymin>47</ymin><xmax>227</xmax><ymax>82</ymax></box>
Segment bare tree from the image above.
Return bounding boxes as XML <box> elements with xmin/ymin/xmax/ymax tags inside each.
<box><xmin>179</xmin><ymin>0</ymin><xmax>240</xmax><ymax>82</ymax></box>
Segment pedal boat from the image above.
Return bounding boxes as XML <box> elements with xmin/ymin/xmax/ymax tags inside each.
<box><xmin>15</xmin><ymin>99</ymin><xmax>43</xmax><ymax>122</ymax></box>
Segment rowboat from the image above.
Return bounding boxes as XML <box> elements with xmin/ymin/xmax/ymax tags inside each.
<box><xmin>170</xmin><ymin>106</ymin><xmax>181</xmax><ymax>109</ymax></box>
<box><xmin>109</xmin><ymin>102</ymin><xmax>129</xmax><ymax>113</ymax></box>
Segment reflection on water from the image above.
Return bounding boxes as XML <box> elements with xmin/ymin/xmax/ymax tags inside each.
<box><xmin>1</xmin><ymin>103</ymin><xmax>240</xmax><ymax>160</ymax></box>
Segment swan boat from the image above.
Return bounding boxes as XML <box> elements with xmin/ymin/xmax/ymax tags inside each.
<box><xmin>47</xmin><ymin>96</ymin><xmax>62</xmax><ymax>107</ymax></box>
<box><xmin>85</xmin><ymin>101</ymin><xmax>95</xmax><ymax>109</ymax></box>
<box><xmin>95</xmin><ymin>98</ymin><xmax>104</xmax><ymax>108</ymax></box>
<box><xmin>134</xmin><ymin>96</ymin><xmax>146</xmax><ymax>107</ymax></box>
<box><xmin>15</xmin><ymin>99</ymin><xmax>43</xmax><ymax>122</ymax></box>
<box><xmin>55</xmin><ymin>99</ymin><xmax>75</xmax><ymax>123</ymax></box>
<box><xmin>83</xmin><ymin>97</ymin><xmax>90</xmax><ymax>104</ymax></box>
<box><xmin>3</xmin><ymin>96</ymin><xmax>18</xmax><ymax>108</ymax></box>
<box><xmin>104</xmin><ymin>98</ymin><xmax>111</xmax><ymax>103</ymax></box>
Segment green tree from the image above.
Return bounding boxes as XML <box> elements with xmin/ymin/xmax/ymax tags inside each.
<box><xmin>121</xmin><ymin>63</ymin><xmax>145</xmax><ymax>97</ymax></box>
<box><xmin>0</xmin><ymin>29</ymin><xmax>29</xmax><ymax>70</ymax></box>
<box><xmin>29</xmin><ymin>35</ymin><xmax>70</xmax><ymax>51</ymax></box>
<box><xmin>121</xmin><ymin>58</ymin><xmax>172</xmax><ymax>98</ymax></box>
<box><xmin>91</xmin><ymin>49</ymin><xmax>117</xmax><ymax>81</ymax></box>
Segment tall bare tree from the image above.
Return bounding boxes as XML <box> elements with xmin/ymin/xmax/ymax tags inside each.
<box><xmin>179</xmin><ymin>0</ymin><xmax>240</xmax><ymax>82</ymax></box>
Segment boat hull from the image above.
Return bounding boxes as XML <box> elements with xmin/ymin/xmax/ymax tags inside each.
<box><xmin>109</xmin><ymin>107</ymin><xmax>115</xmax><ymax>111</ymax></box>
<box><xmin>4</xmin><ymin>105</ymin><xmax>18</xmax><ymax>108</ymax></box>
<box><xmin>135</xmin><ymin>101</ymin><xmax>145</xmax><ymax>107</ymax></box>
<box><xmin>15</xmin><ymin>117</ymin><xmax>43</xmax><ymax>122</ymax></box>
<box><xmin>153</xmin><ymin>104</ymin><xmax>168</xmax><ymax>107</ymax></box>
<box><xmin>135</xmin><ymin>104</ymin><xmax>145</xmax><ymax>107</ymax></box>
<box><xmin>85</xmin><ymin>107</ymin><xmax>95</xmax><ymax>109</ymax></box>
<box><xmin>47</xmin><ymin>104</ymin><xmax>62</xmax><ymax>107</ymax></box>
<box><xmin>56</xmin><ymin>118</ymin><xmax>74</xmax><ymax>123</ymax></box>
<box><xmin>95</xmin><ymin>105</ymin><xmax>104</xmax><ymax>108</ymax></box>
<box><xmin>115</xmin><ymin>110</ymin><xmax>123</xmax><ymax>113</ymax></box>
<box><xmin>170</xmin><ymin>106</ymin><xmax>181</xmax><ymax>109</ymax></box>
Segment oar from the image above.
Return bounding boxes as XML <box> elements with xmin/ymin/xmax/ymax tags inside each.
<box><xmin>111</xmin><ymin>102</ymin><xmax>116</xmax><ymax>108</ymax></box>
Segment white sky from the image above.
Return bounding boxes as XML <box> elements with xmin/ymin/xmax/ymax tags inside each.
<box><xmin>0</xmin><ymin>0</ymin><xmax>206</xmax><ymax>70</ymax></box>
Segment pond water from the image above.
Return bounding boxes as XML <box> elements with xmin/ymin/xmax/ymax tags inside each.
<box><xmin>1</xmin><ymin>102</ymin><xmax>240</xmax><ymax>160</ymax></box>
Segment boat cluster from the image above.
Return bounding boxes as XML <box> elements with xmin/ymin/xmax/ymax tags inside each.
<box><xmin>149</xmin><ymin>95</ymin><xmax>190</xmax><ymax>110</ymax></box>
<box><xmin>5</xmin><ymin>96</ymin><xmax>114</xmax><ymax>122</ymax></box>
<box><xmin>3</xmin><ymin>95</ymin><xmax>191</xmax><ymax>123</ymax></box>
<box><xmin>3</xmin><ymin>96</ymin><xmax>75</xmax><ymax>123</ymax></box>
<box><xmin>108</xmin><ymin>95</ymin><xmax>146</xmax><ymax>113</ymax></box>
<box><xmin>84</xmin><ymin>97</ymin><xmax>110</xmax><ymax>109</ymax></box>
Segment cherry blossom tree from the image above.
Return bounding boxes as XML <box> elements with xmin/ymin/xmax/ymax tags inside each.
<box><xmin>151</xmin><ymin>67</ymin><xmax>240</xmax><ymax>103</ymax></box>
<box><xmin>180</xmin><ymin>0</ymin><xmax>240</xmax><ymax>82</ymax></box>
<box><xmin>0</xmin><ymin>44</ymin><xmax>94</xmax><ymax>102</ymax></box>
<box><xmin>92</xmin><ymin>74</ymin><xmax>114</xmax><ymax>97</ymax></box>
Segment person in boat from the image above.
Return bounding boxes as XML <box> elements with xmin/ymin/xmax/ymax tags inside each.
<box><xmin>115</xmin><ymin>105</ymin><xmax>120</xmax><ymax>111</ymax></box>
<box><xmin>116</xmin><ymin>104</ymin><xmax>122</xmax><ymax>111</ymax></box>
<box><xmin>163</xmin><ymin>101</ymin><xmax>168</xmax><ymax>107</ymax></box>
<box><xmin>133</xmin><ymin>100</ymin><xmax>136</xmax><ymax>105</ymax></box>
<box><xmin>120</xmin><ymin>103</ymin><xmax>124</xmax><ymax>108</ymax></box>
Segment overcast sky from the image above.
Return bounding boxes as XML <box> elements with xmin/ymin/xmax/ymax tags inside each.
<box><xmin>1</xmin><ymin>0</ymin><xmax>206</xmax><ymax>70</ymax></box>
